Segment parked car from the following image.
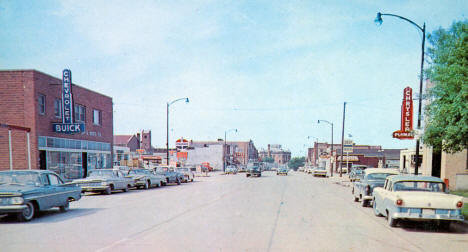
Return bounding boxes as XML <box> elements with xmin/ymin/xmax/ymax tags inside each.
<box><xmin>176</xmin><ymin>167</ymin><xmax>195</xmax><ymax>182</ymax></box>
<box><xmin>373</xmin><ymin>175</ymin><xmax>464</xmax><ymax>228</ymax></box>
<box><xmin>153</xmin><ymin>166</ymin><xmax>184</xmax><ymax>185</ymax></box>
<box><xmin>73</xmin><ymin>169</ymin><xmax>134</xmax><ymax>194</ymax></box>
<box><xmin>225</xmin><ymin>165</ymin><xmax>238</xmax><ymax>174</ymax></box>
<box><xmin>126</xmin><ymin>169</ymin><xmax>165</xmax><ymax>189</ymax></box>
<box><xmin>0</xmin><ymin>170</ymin><xmax>82</xmax><ymax>221</ymax></box>
<box><xmin>312</xmin><ymin>166</ymin><xmax>327</xmax><ymax>177</ymax></box>
<box><xmin>352</xmin><ymin>168</ymin><xmax>399</xmax><ymax>207</ymax></box>
<box><xmin>349</xmin><ymin>165</ymin><xmax>368</xmax><ymax>182</ymax></box>
<box><xmin>238</xmin><ymin>165</ymin><xmax>247</xmax><ymax>173</ymax></box>
<box><xmin>277</xmin><ymin>167</ymin><xmax>289</xmax><ymax>176</ymax></box>
<box><xmin>304</xmin><ymin>166</ymin><xmax>313</xmax><ymax>174</ymax></box>
<box><xmin>246</xmin><ymin>162</ymin><xmax>262</xmax><ymax>177</ymax></box>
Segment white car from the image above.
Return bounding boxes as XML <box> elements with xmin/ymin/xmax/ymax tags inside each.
<box><xmin>312</xmin><ymin>167</ymin><xmax>327</xmax><ymax>177</ymax></box>
<box><xmin>176</xmin><ymin>167</ymin><xmax>194</xmax><ymax>183</ymax></box>
<box><xmin>373</xmin><ymin>175</ymin><xmax>464</xmax><ymax>228</ymax></box>
<box><xmin>352</xmin><ymin>168</ymin><xmax>399</xmax><ymax>207</ymax></box>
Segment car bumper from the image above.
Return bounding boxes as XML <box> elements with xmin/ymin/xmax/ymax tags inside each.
<box><xmin>81</xmin><ymin>186</ymin><xmax>109</xmax><ymax>192</ymax></box>
<box><xmin>313</xmin><ymin>172</ymin><xmax>327</xmax><ymax>176</ymax></box>
<box><xmin>391</xmin><ymin>211</ymin><xmax>464</xmax><ymax>221</ymax></box>
<box><xmin>362</xmin><ymin>195</ymin><xmax>373</xmax><ymax>200</ymax></box>
<box><xmin>0</xmin><ymin>205</ymin><xmax>28</xmax><ymax>213</ymax></box>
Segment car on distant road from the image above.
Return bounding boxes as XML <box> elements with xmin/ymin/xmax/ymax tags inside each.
<box><xmin>312</xmin><ymin>166</ymin><xmax>327</xmax><ymax>177</ymax></box>
<box><xmin>126</xmin><ymin>169</ymin><xmax>165</xmax><ymax>189</ymax></box>
<box><xmin>225</xmin><ymin>165</ymin><xmax>238</xmax><ymax>174</ymax></box>
<box><xmin>246</xmin><ymin>162</ymin><xmax>262</xmax><ymax>177</ymax></box>
<box><xmin>154</xmin><ymin>166</ymin><xmax>184</xmax><ymax>185</ymax></box>
<box><xmin>176</xmin><ymin>167</ymin><xmax>195</xmax><ymax>182</ymax></box>
<box><xmin>73</xmin><ymin>169</ymin><xmax>134</xmax><ymax>194</ymax></box>
<box><xmin>373</xmin><ymin>175</ymin><xmax>464</xmax><ymax>228</ymax></box>
<box><xmin>0</xmin><ymin>170</ymin><xmax>82</xmax><ymax>221</ymax></box>
<box><xmin>352</xmin><ymin>168</ymin><xmax>399</xmax><ymax>207</ymax></box>
<box><xmin>277</xmin><ymin>167</ymin><xmax>289</xmax><ymax>176</ymax></box>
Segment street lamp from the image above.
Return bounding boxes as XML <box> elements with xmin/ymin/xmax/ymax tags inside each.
<box><xmin>307</xmin><ymin>136</ymin><xmax>319</xmax><ymax>167</ymax></box>
<box><xmin>166</xmin><ymin>97</ymin><xmax>189</xmax><ymax>165</ymax></box>
<box><xmin>318</xmin><ymin>120</ymin><xmax>334</xmax><ymax>177</ymax></box>
<box><xmin>224</xmin><ymin>129</ymin><xmax>238</xmax><ymax>172</ymax></box>
<box><xmin>375</xmin><ymin>12</ymin><xmax>426</xmax><ymax>175</ymax></box>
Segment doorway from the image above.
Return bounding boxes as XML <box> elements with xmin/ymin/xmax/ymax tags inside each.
<box><xmin>39</xmin><ymin>150</ymin><xmax>46</xmax><ymax>170</ymax></box>
<box><xmin>82</xmin><ymin>152</ymin><xmax>88</xmax><ymax>178</ymax></box>
<box><xmin>432</xmin><ymin>150</ymin><xmax>441</xmax><ymax>178</ymax></box>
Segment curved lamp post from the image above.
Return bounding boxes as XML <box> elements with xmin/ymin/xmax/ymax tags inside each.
<box><xmin>307</xmin><ymin>136</ymin><xmax>319</xmax><ymax>166</ymax></box>
<box><xmin>166</xmin><ymin>97</ymin><xmax>189</xmax><ymax>165</ymax></box>
<box><xmin>224</xmin><ymin>129</ymin><xmax>238</xmax><ymax>172</ymax></box>
<box><xmin>318</xmin><ymin>120</ymin><xmax>334</xmax><ymax>177</ymax></box>
<box><xmin>375</xmin><ymin>12</ymin><xmax>425</xmax><ymax>175</ymax></box>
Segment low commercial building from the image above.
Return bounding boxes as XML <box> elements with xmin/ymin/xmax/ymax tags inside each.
<box><xmin>0</xmin><ymin>70</ymin><xmax>113</xmax><ymax>180</ymax></box>
<box><xmin>259</xmin><ymin>144</ymin><xmax>291</xmax><ymax>165</ymax></box>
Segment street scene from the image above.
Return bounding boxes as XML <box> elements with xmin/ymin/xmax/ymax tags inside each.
<box><xmin>1</xmin><ymin>1</ymin><xmax>468</xmax><ymax>252</ymax></box>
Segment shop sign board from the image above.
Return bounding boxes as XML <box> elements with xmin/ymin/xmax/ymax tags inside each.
<box><xmin>52</xmin><ymin>69</ymin><xmax>86</xmax><ymax>134</ymax></box>
<box><xmin>175</xmin><ymin>138</ymin><xmax>189</xmax><ymax>148</ymax></box>
<box><xmin>393</xmin><ymin>86</ymin><xmax>414</xmax><ymax>139</ymax></box>
<box><xmin>343</xmin><ymin>139</ymin><xmax>353</xmax><ymax>153</ymax></box>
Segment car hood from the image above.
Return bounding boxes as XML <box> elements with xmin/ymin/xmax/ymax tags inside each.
<box><xmin>73</xmin><ymin>177</ymin><xmax>108</xmax><ymax>183</ymax></box>
<box><xmin>395</xmin><ymin>191</ymin><xmax>463</xmax><ymax>209</ymax></box>
<box><xmin>0</xmin><ymin>184</ymin><xmax>42</xmax><ymax>196</ymax></box>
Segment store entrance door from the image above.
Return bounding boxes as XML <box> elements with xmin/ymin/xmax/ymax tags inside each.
<box><xmin>39</xmin><ymin>151</ymin><xmax>46</xmax><ymax>170</ymax></box>
<box><xmin>82</xmin><ymin>152</ymin><xmax>88</xmax><ymax>178</ymax></box>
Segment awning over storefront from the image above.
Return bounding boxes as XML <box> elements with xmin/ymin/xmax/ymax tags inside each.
<box><xmin>337</xmin><ymin>156</ymin><xmax>359</xmax><ymax>162</ymax></box>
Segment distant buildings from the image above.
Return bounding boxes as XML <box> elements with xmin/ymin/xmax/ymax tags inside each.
<box><xmin>259</xmin><ymin>144</ymin><xmax>291</xmax><ymax>165</ymax></box>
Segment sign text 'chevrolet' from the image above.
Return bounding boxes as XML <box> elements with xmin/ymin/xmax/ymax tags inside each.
<box><xmin>393</xmin><ymin>86</ymin><xmax>414</xmax><ymax>139</ymax></box>
<box><xmin>52</xmin><ymin>69</ymin><xmax>86</xmax><ymax>134</ymax></box>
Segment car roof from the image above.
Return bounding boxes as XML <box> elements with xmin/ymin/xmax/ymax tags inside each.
<box><xmin>0</xmin><ymin>169</ymin><xmax>52</xmax><ymax>174</ymax></box>
<box><xmin>364</xmin><ymin>168</ymin><xmax>399</xmax><ymax>175</ymax></box>
<box><xmin>388</xmin><ymin>175</ymin><xmax>443</xmax><ymax>183</ymax></box>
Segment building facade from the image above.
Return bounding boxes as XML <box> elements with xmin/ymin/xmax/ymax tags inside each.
<box><xmin>0</xmin><ymin>70</ymin><xmax>113</xmax><ymax>180</ymax></box>
<box><xmin>259</xmin><ymin>144</ymin><xmax>291</xmax><ymax>165</ymax></box>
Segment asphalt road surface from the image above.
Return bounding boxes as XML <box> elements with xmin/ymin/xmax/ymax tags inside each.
<box><xmin>1</xmin><ymin>171</ymin><xmax>467</xmax><ymax>252</ymax></box>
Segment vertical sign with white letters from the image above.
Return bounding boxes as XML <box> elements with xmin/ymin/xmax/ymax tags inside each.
<box><xmin>62</xmin><ymin>69</ymin><xmax>73</xmax><ymax>124</ymax></box>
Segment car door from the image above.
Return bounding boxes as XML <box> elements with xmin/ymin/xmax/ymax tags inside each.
<box><xmin>373</xmin><ymin>179</ymin><xmax>387</xmax><ymax>212</ymax></box>
<box><xmin>38</xmin><ymin>173</ymin><xmax>57</xmax><ymax>209</ymax></box>
<box><xmin>48</xmin><ymin>173</ymin><xmax>67</xmax><ymax>207</ymax></box>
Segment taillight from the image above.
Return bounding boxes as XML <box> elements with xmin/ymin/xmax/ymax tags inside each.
<box><xmin>396</xmin><ymin>199</ymin><xmax>403</xmax><ymax>206</ymax></box>
<box><xmin>365</xmin><ymin>185</ymin><xmax>370</xmax><ymax>194</ymax></box>
<box><xmin>456</xmin><ymin>201</ymin><xmax>463</xmax><ymax>208</ymax></box>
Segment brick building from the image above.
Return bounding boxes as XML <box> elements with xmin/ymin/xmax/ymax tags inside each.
<box><xmin>259</xmin><ymin>144</ymin><xmax>291</xmax><ymax>165</ymax></box>
<box><xmin>0</xmin><ymin>70</ymin><xmax>113</xmax><ymax>180</ymax></box>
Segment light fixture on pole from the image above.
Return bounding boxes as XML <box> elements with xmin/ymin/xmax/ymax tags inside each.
<box><xmin>318</xmin><ymin>120</ymin><xmax>334</xmax><ymax>177</ymax></box>
<box><xmin>166</xmin><ymin>97</ymin><xmax>189</xmax><ymax>166</ymax></box>
<box><xmin>375</xmin><ymin>12</ymin><xmax>426</xmax><ymax>175</ymax></box>
<box><xmin>224</xmin><ymin>129</ymin><xmax>238</xmax><ymax>172</ymax></box>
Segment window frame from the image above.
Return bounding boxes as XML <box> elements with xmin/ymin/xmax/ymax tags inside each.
<box><xmin>74</xmin><ymin>104</ymin><xmax>86</xmax><ymax>122</ymax></box>
<box><xmin>38</xmin><ymin>94</ymin><xmax>46</xmax><ymax>115</ymax></box>
<box><xmin>54</xmin><ymin>98</ymin><xmax>62</xmax><ymax>118</ymax></box>
<box><xmin>93</xmin><ymin>109</ymin><xmax>101</xmax><ymax>125</ymax></box>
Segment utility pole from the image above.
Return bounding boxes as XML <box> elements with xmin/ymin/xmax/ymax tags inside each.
<box><xmin>340</xmin><ymin>102</ymin><xmax>346</xmax><ymax>177</ymax></box>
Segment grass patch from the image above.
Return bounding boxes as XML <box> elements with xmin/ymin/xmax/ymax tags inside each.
<box><xmin>450</xmin><ymin>191</ymin><xmax>468</xmax><ymax>219</ymax></box>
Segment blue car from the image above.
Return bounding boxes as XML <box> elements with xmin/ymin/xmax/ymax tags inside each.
<box><xmin>0</xmin><ymin>170</ymin><xmax>82</xmax><ymax>222</ymax></box>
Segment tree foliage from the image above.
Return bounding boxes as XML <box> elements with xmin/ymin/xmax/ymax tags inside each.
<box><xmin>288</xmin><ymin>157</ymin><xmax>305</xmax><ymax>171</ymax></box>
<box><xmin>262</xmin><ymin>156</ymin><xmax>275</xmax><ymax>163</ymax></box>
<box><xmin>424</xmin><ymin>20</ymin><xmax>468</xmax><ymax>153</ymax></box>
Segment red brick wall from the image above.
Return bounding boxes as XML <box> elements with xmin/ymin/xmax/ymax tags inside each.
<box><xmin>0</xmin><ymin>70</ymin><xmax>113</xmax><ymax>171</ymax></box>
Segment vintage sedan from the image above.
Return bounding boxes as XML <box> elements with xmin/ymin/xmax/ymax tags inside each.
<box><xmin>73</xmin><ymin>169</ymin><xmax>134</xmax><ymax>194</ymax></box>
<box><xmin>225</xmin><ymin>165</ymin><xmax>238</xmax><ymax>174</ymax></box>
<box><xmin>373</xmin><ymin>175</ymin><xmax>464</xmax><ymax>228</ymax></box>
<box><xmin>176</xmin><ymin>167</ymin><xmax>195</xmax><ymax>182</ymax></box>
<box><xmin>0</xmin><ymin>170</ymin><xmax>82</xmax><ymax>221</ymax></box>
<box><xmin>352</xmin><ymin>168</ymin><xmax>399</xmax><ymax>207</ymax></box>
<box><xmin>126</xmin><ymin>169</ymin><xmax>165</xmax><ymax>189</ymax></box>
<box><xmin>277</xmin><ymin>167</ymin><xmax>289</xmax><ymax>176</ymax></box>
<box><xmin>312</xmin><ymin>166</ymin><xmax>327</xmax><ymax>177</ymax></box>
<box><xmin>154</xmin><ymin>166</ymin><xmax>184</xmax><ymax>185</ymax></box>
<box><xmin>246</xmin><ymin>162</ymin><xmax>262</xmax><ymax>177</ymax></box>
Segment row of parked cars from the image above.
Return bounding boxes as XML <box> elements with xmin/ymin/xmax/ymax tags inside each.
<box><xmin>303</xmin><ymin>166</ymin><xmax>328</xmax><ymax>177</ymax></box>
<box><xmin>350</xmin><ymin>167</ymin><xmax>465</xmax><ymax>229</ymax></box>
<box><xmin>0</xmin><ymin>166</ymin><xmax>195</xmax><ymax>222</ymax></box>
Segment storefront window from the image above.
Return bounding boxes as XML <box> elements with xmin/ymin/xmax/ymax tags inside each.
<box><xmin>47</xmin><ymin>151</ymin><xmax>83</xmax><ymax>181</ymax></box>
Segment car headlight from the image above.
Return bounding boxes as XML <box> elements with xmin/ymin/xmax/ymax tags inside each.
<box><xmin>10</xmin><ymin>197</ymin><xmax>24</xmax><ymax>205</ymax></box>
<box><xmin>101</xmin><ymin>182</ymin><xmax>108</xmax><ymax>186</ymax></box>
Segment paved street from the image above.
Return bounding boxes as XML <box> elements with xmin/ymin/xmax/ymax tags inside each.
<box><xmin>1</xmin><ymin>171</ymin><xmax>467</xmax><ymax>252</ymax></box>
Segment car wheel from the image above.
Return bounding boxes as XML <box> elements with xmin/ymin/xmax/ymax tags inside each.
<box><xmin>438</xmin><ymin>221</ymin><xmax>451</xmax><ymax>230</ymax></box>
<box><xmin>104</xmin><ymin>186</ymin><xmax>112</xmax><ymax>195</ymax></box>
<box><xmin>59</xmin><ymin>200</ymin><xmax>70</xmax><ymax>212</ymax></box>
<box><xmin>144</xmin><ymin>181</ymin><xmax>150</xmax><ymax>189</ymax></box>
<box><xmin>191</xmin><ymin>178</ymin><xmax>194</xmax><ymax>182</ymax></box>
<box><xmin>176</xmin><ymin>178</ymin><xmax>181</xmax><ymax>185</ymax></box>
<box><xmin>123</xmin><ymin>185</ymin><xmax>129</xmax><ymax>192</ymax></box>
<box><xmin>354</xmin><ymin>196</ymin><xmax>359</xmax><ymax>202</ymax></box>
<box><xmin>246</xmin><ymin>174</ymin><xmax>250</xmax><ymax>177</ymax></box>
<box><xmin>373</xmin><ymin>200</ymin><xmax>382</xmax><ymax>217</ymax></box>
<box><xmin>361</xmin><ymin>199</ymin><xmax>368</xmax><ymax>207</ymax></box>
<box><xmin>387</xmin><ymin>210</ymin><xmax>397</xmax><ymax>227</ymax></box>
<box><xmin>17</xmin><ymin>201</ymin><xmax>35</xmax><ymax>222</ymax></box>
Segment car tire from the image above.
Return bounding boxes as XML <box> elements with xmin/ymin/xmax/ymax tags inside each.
<box><xmin>246</xmin><ymin>174</ymin><xmax>250</xmax><ymax>177</ymax></box>
<box><xmin>59</xmin><ymin>200</ymin><xmax>70</xmax><ymax>212</ymax></box>
<box><xmin>373</xmin><ymin>200</ymin><xmax>382</xmax><ymax>217</ymax></box>
<box><xmin>191</xmin><ymin>178</ymin><xmax>194</xmax><ymax>182</ymax></box>
<box><xmin>354</xmin><ymin>196</ymin><xmax>359</xmax><ymax>202</ymax></box>
<box><xmin>176</xmin><ymin>178</ymin><xmax>181</xmax><ymax>185</ymax></box>
<box><xmin>144</xmin><ymin>181</ymin><xmax>150</xmax><ymax>190</ymax></box>
<box><xmin>387</xmin><ymin>211</ymin><xmax>397</xmax><ymax>227</ymax></box>
<box><xmin>361</xmin><ymin>199</ymin><xmax>368</xmax><ymax>207</ymax></box>
<box><xmin>104</xmin><ymin>186</ymin><xmax>112</xmax><ymax>195</ymax></box>
<box><xmin>17</xmin><ymin>201</ymin><xmax>35</xmax><ymax>222</ymax></box>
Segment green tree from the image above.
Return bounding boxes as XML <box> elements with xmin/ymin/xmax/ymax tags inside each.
<box><xmin>262</xmin><ymin>156</ymin><xmax>275</xmax><ymax>163</ymax></box>
<box><xmin>288</xmin><ymin>157</ymin><xmax>305</xmax><ymax>171</ymax></box>
<box><xmin>424</xmin><ymin>20</ymin><xmax>468</xmax><ymax>153</ymax></box>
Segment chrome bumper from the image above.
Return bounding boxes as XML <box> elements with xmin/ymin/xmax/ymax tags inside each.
<box><xmin>82</xmin><ymin>186</ymin><xmax>108</xmax><ymax>192</ymax></box>
<box><xmin>392</xmin><ymin>212</ymin><xmax>464</xmax><ymax>221</ymax></box>
<box><xmin>0</xmin><ymin>205</ymin><xmax>28</xmax><ymax>213</ymax></box>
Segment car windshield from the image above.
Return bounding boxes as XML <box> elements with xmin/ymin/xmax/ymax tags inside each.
<box><xmin>156</xmin><ymin>167</ymin><xmax>168</xmax><ymax>172</ymax></box>
<box><xmin>0</xmin><ymin>171</ymin><xmax>41</xmax><ymax>186</ymax></box>
<box><xmin>317</xmin><ymin>167</ymin><xmax>326</xmax><ymax>170</ymax></box>
<box><xmin>129</xmin><ymin>169</ymin><xmax>150</xmax><ymax>175</ymax></box>
<box><xmin>177</xmin><ymin>168</ymin><xmax>189</xmax><ymax>172</ymax></box>
<box><xmin>88</xmin><ymin>170</ymin><xmax>114</xmax><ymax>177</ymax></box>
<box><xmin>366</xmin><ymin>173</ymin><xmax>394</xmax><ymax>180</ymax></box>
<box><xmin>393</xmin><ymin>181</ymin><xmax>445</xmax><ymax>192</ymax></box>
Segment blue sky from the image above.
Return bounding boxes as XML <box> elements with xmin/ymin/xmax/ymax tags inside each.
<box><xmin>1</xmin><ymin>0</ymin><xmax>466</xmax><ymax>156</ymax></box>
